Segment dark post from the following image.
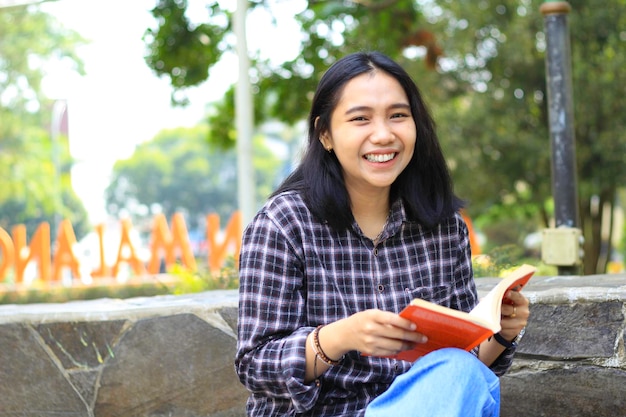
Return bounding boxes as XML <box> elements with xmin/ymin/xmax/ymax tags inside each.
<box><xmin>540</xmin><ymin>1</ymin><xmax>580</xmax><ymax>275</ymax></box>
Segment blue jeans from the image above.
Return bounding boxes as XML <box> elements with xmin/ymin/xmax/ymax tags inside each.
<box><xmin>365</xmin><ymin>348</ymin><xmax>500</xmax><ymax>417</ymax></box>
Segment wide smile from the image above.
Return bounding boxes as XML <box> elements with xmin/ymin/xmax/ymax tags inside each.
<box><xmin>364</xmin><ymin>152</ymin><xmax>397</xmax><ymax>163</ymax></box>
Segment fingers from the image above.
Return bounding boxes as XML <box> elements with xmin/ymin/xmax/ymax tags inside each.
<box><xmin>504</xmin><ymin>290</ymin><xmax>529</xmax><ymax>313</ymax></box>
<box><xmin>502</xmin><ymin>305</ymin><xmax>528</xmax><ymax>322</ymax></box>
<box><xmin>351</xmin><ymin>310</ymin><xmax>427</xmax><ymax>357</ymax></box>
<box><xmin>370</xmin><ymin>311</ymin><xmax>427</xmax><ymax>344</ymax></box>
<box><xmin>506</xmin><ymin>289</ymin><xmax>529</xmax><ymax>307</ymax></box>
<box><xmin>500</xmin><ymin>291</ymin><xmax>530</xmax><ymax>339</ymax></box>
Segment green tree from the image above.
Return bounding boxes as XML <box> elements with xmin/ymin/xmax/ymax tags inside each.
<box><xmin>143</xmin><ymin>0</ymin><xmax>444</xmax><ymax>144</ymax></box>
<box><xmin>143</xmin><ymin>0</ymin><xmax>626</xmax><ymax>273</ymax></box>
<box><xmin>105</xmin><ymin>124</ymin><xmax>283</xmax><ymax>229</ymax></box>
<box><xmin>144</xmin><ymin>0</ymin><xmax>230</xmax><ymax>107</ymax></box>
<box><xmin>0</xmin><ymin>5</ymin><xmax>89</xmax><ymax>239</ymax></box>
<box><xmin>426</xmin><ymin>0</ymin><xmax>556</xmax><ymax>250</ymax></box>
<box><xmin>427</xmin><ymin>0</ymin><xmax>626</xmax><ymax>273</ymax></box>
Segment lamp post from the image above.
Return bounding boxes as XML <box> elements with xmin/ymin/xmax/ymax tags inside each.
<box><xmin>540</xmin><ymin>1</ymin><xmax>581</xmax><ymax>275</ymax></box>
<box><xmin>51</xmin><ymin>99</ymin><xmax>67</xmax><ymax>241</ymax></box>
<box><xmin>234</xmin><ymin>0</ymin><xmax>255</xmax><ymax>225</ymax></box>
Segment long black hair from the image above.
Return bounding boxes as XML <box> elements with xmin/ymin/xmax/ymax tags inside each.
<box><xmin>272</xmin><ymin>51</ymin><xmax>463</xmax><ymax>230</ymax></box>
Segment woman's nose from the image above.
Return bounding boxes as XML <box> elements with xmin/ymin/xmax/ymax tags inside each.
<box><xmin>370</xmin><ymin>119</ymin><xmax>395</xmax><ymax>143</ymax></box>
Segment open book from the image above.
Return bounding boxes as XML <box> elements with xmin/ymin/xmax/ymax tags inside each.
<box><xmin>393</xmin><ymin>264</ymin><xmax>537</xmax><ymax>362</ymax></box>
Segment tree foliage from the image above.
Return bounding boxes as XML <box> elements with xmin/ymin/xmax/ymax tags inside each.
<box><xmin>567</xmin><ymin>0</ymin><xmax>626</xmax><ymax>272</ymax></box>
<box><xmin>143</xmin><ymin>0</ymin><xmax>626</xmax><ymax>273</ymax></box>
<box><xmin>0</xmin><ymin>5</ymin><xmax>89</xmax><ymax>239</ymax></box>
<box><xmin>105</xmin><ymin>124</ymin><xmax>283</xmax><ymax>230</ymax></box>
<box><xmin>144</xmin><ymin>0</ymin><xmax>230</xmax><ymax>105</ymax></box>
<box><xmin>429</xmin><ymin>0</ymin><xmax>626</xmax><ymax>273</ymax></box>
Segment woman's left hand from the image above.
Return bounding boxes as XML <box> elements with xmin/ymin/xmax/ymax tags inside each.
<box><xmin>499</xmin><ymin>289</ymin><xmax>529</xmax><ymax>341</ymax></box>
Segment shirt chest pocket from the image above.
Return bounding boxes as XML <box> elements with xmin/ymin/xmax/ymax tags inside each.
<box><xmin>402</xmin><ymin>285</ymin><xmax>452</xmax><ymax>308</ymax></box>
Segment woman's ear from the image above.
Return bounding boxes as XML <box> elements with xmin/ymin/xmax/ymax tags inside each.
<box><xmin>315</xmin><ymin>117</ymin><xmax>333</xmax><ymax>152</ymax></box>
<box><xmin>319</xmin><ymin>132</ymin><xmax>332</xmax><ymax>152</ymax></box>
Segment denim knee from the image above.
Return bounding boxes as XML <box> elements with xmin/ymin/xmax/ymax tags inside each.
<box><xmin>365</xmin><ymin>348</ymin><xmax>500</xmax><ymax>417</ymax></box>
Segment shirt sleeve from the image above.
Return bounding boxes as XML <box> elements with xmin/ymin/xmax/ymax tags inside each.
<box><xmin>234</xmin><ymin>210</ymin><xmax>321</xmax><ymax>413</ymax></box>
<box><xmin>488</xmin><ymin>346</ymin><xmax>516</xmax><ymax>376</ymax></box>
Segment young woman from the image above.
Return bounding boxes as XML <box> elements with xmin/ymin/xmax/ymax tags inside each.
<box><xmin>235</xmin><ymin>51</ymin><xmax>529</xmax><ymax>417</ymax></box>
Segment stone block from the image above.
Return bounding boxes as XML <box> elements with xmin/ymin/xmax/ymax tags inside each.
<box><xmin>94</xmin><ymin>313</ymin><xmax>248</xmax><ymax>417</ymax></box>
<box><xmin>0</xmin><ymin>323</ymin><xmax>89</xmax><ymax>415</ymax></box>
<box><xmin>36</xmin><ymin>319</ymin><xmax>127</xmax><ymax>369</ymax></box>
<box><xmin>518</xmin><ymin>301</ymin><xmax>624</xmax><ymax>359</ymax></box>
<box><xmin>0</xmin><ymin>293</ymin><xmax>247</xmax><ymax>417</ymax></box>
<box><xmin>500</xmin><ymin>367</ymin><xmax>626</xmax><ymax>417</ymax></box>
<box><xmin>220</xmin><ymin>306</ymin><xmax>239</xmax><ymax>334</ymax></box>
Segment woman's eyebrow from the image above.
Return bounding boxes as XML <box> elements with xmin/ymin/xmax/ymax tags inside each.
<box><xmin>344</xmin><ymin>105</ymin><xmax>372</xmax><ymax>115</ymax></box>
<box><xmin>344</xmin><ymin>103</ymin><xmax>410</xmax><ymax>115</ymax></box>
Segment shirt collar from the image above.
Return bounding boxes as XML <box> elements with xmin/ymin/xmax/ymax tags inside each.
<box><xmin>350</xmin><ymin>198</ymin><xmax>408</xmax><ymax>242</ymax></box>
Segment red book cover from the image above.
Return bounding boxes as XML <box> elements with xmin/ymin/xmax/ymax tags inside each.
<box><xmin>393</xmin><ymin>264</ymin><xmax>536</xmax><ymax>362</ymax></box>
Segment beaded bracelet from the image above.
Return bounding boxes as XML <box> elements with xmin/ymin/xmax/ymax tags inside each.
<box><xmin>309</xmin><ymin>336</ymin><xmax>321</xmax><ymax>386</ymax></box>
<box><xmin>311</xmin><ymin>325</ymin><xmax>343</xmax><ymax>366</ymax></box>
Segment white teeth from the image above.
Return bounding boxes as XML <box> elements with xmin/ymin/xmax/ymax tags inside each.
<box><xmin>365</xmin><ymin>153</ymin><xmax>395</xmax><ymax>163</ymax></box>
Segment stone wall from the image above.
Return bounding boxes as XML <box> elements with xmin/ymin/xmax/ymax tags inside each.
<box><xmin>493</xmin><ymin>274</ymin><xmax>626</xmax><ymax>417</ymax></box>
<box><xmin>0</xmin><ymin>274</ymin><xmax>625</xmax><ymax>417</ymax></box>
<box><xmin>0</xmin><ymin>291</ymin><xmax>247</xmax><ymax>417</ymax></box>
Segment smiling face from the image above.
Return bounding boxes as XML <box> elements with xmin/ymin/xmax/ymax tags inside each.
<box><xmin>320</xmin><ymin>70</ymin><xmax>417</xmax><ymax>199</ymax></box>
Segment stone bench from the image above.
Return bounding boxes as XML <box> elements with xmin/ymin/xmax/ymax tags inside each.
<box><xmin>0</xmin><ymin>274</ymin><xmax>624</xmax><ymax>416</ymax></box>
<box><xmin>490</xmin><ymin>274</ymin><xmax>626</xmax><ymax>417</ymax></box>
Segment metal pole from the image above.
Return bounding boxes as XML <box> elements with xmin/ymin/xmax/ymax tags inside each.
<box><xmin>234</xmin><ymin>0</ymin><xmax>255</xmax><ymax>225</ymax></box>
<box><xmin>540</xmin><ymin>1</ymin><xmax>580</xmax><ymax>274</ymax></box>
<box><xmin>51</xmin><ymin>99</ymin><xmax>66</xmax><ymax>242</ymax></box>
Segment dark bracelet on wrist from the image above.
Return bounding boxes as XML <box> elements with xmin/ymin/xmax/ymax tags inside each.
<box><xmin>493</xmin><ymin>328</ymin><xmax>525</xmax><ymax>349</ymax></box>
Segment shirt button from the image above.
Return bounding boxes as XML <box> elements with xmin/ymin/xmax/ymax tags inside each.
<box><xmin>373</xmin><ymin>248</ymin><xmax>378</xmax><ymax>256</ymax></box>
<box><xmin>378</xmin><ymin>284</ymin><xmax>384</xmax><ymax>292</ymax></box>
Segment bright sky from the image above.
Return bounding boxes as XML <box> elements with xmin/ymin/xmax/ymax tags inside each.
<box><xmin>39</xmin><ymin>0</ymin><xmax>305</xmax><ymax>224</ymax></box>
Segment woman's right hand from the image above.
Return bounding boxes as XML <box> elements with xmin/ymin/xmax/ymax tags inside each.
<box><xmin>319</xmin><ymin>309</ymin><xmax>428</xmax><ymax>359</ymax></box>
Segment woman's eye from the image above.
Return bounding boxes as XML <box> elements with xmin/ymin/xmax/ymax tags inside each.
<box><xmin>391</xmin><ymin>113</ymin><xmax>409</xmax><ymax>119</ymax></box>
<box><xmin>350</xmin><ymin>116</ymin><xmax>368</xmax><ymax>121</ymax></box>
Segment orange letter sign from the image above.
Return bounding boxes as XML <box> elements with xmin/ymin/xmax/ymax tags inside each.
<box><xmin>12</xmin><ymin>223</ymin><xmax>51</xmax><ymax>283</ymax></box>
<box><xmin>206</xmin><ymin>211</ymin><xmax>242</xmax><ymax>273</ymax></box>
<box><xmin>52</xmin><ymin>219</ymin><xmax>81</xmax><ymax>281</ymax></box>
<box><xmin>0</xmin><ymin>227</ymin><xmax>15</xmax><ymax>280</ymax></box>
<box><xmin>111</xmin><ymin>219</ymin><xmax>146</xmax><ymax>278</ymax></box>
<box><xmin>147</xmin><ymin>213</ymin><xmax>196</xmax><ymax>273</ymax></box>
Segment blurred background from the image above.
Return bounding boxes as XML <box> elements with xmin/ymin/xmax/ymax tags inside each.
<box><xmin>0</xmin><ymin>0</ymin><xmax>624</xmax><ymax>299</ymax></box>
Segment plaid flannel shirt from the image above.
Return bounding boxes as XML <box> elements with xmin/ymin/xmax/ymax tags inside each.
<box><xmin>235</xmin><ymin>191</ymin><xmax>515</xmax><ymax>417</ymax></box>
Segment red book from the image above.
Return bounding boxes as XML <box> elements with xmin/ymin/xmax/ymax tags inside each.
<box><xmin>393</xmin><ymin>264</ymin><xmax>537</xmax><ymax>362</ymax></box>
